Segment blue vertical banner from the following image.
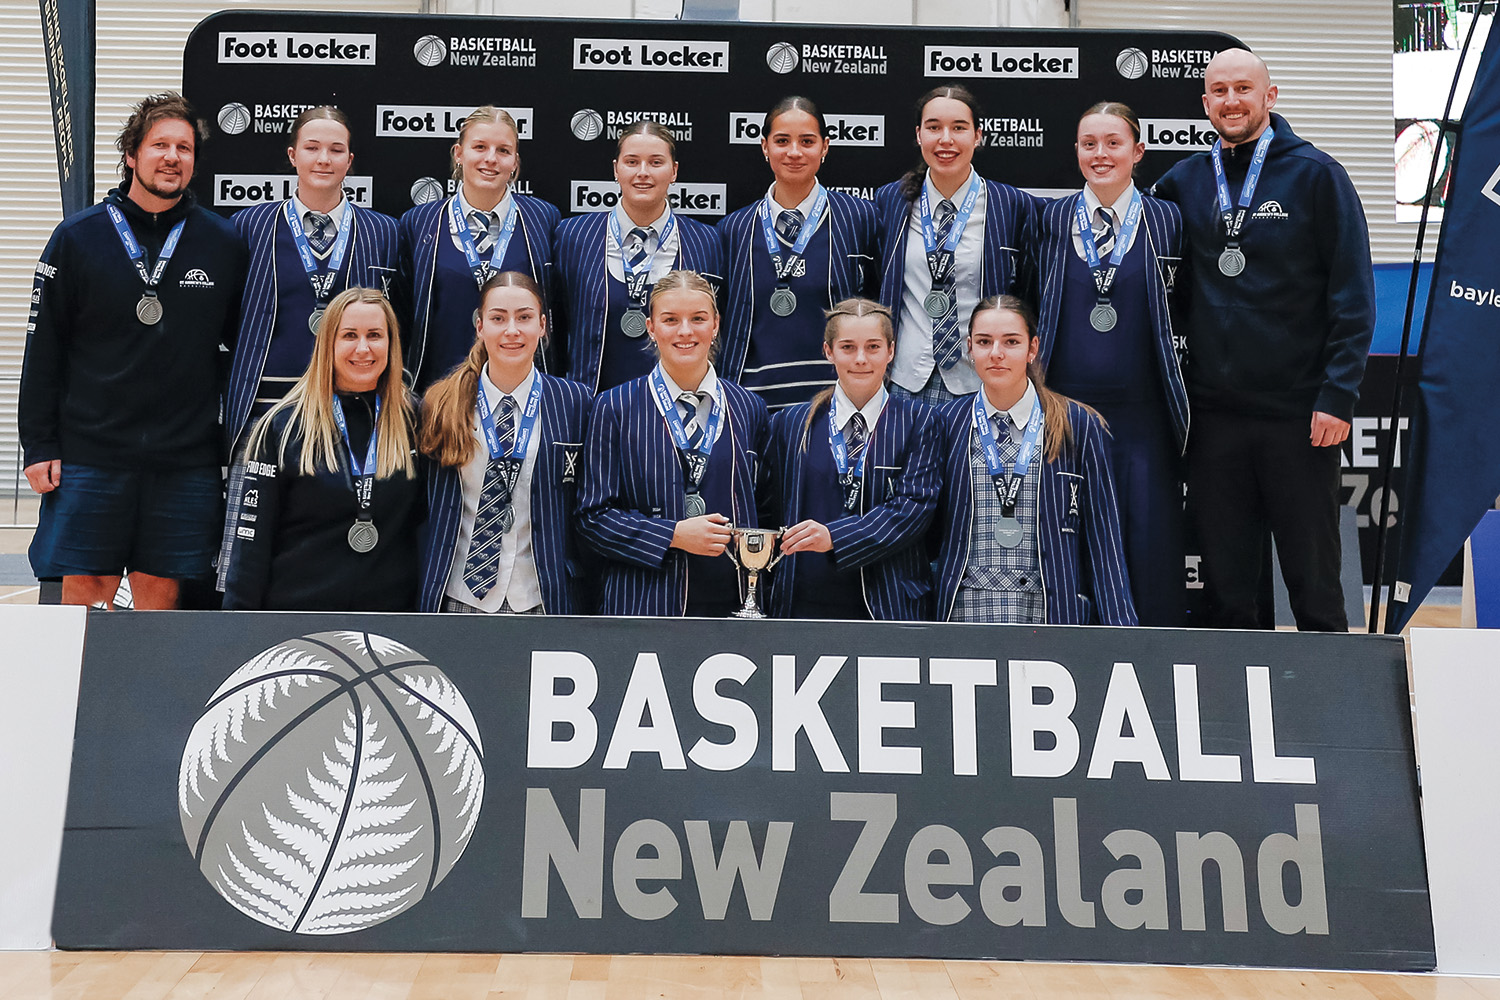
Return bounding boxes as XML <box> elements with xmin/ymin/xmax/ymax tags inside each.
<box><xmin>1389</xmin><ymin>35</ymin><xmax>1500</xmax><ymax>630</ymax></box>
<box><xmin>38</xmin><ymin>0</ymin><xmax>94</xmax><ymax>217</ymax></box>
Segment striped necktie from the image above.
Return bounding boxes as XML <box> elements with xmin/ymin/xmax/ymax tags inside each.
<box><xmin>304</xmin><ymin>211</ymin><xmax>336</xmax><ymax>255</ymax></box>
<box><xmin>775</xmin><ymin>209</ymin><xmax>803</xmax><ymax>245</ymax></box>
<box><xmin>462</xmin><ymin>395</ymin><xmax>518</xmax><ymax>600</ymax></box>
<box><xmin>469</xmin><ymin>210</ymin><xmax>501</xmax><ymax>254</ymax></box>
<box><xmin>625</xmin><ymin>226</ymin><xmax>653</xmax><ymax>273</ymax></box>
<box><xmin>931</xmin><ymin>198</ymin><xmax>963</xmax><ymax>371</ymax></box>
<box><xmin>678</xmin><ymin>391</ymin><xmax>707</xmax><ymax>450</ymax></box>
<box><xmin>1093</xmin><ymin>207</ymin><xmax>1116</xmax><ymax>259</ymax></box>
<box><xmin>846</xmin><ymin>412</ymin><xmax>868</xmax><ymax>467</ymax></box>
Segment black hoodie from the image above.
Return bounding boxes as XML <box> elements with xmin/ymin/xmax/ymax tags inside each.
<box><xmin>20</xmin><ymin>187</ymin><xmax>248</xmax><ymax>469</ymax></box>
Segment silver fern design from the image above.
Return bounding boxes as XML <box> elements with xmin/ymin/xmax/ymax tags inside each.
<box><xmin>177</xmin><ymin>631</ymin><xmax>485</xmax><ymax>935</ymax></box>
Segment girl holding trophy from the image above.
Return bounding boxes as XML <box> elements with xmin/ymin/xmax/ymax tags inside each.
<box><xmin>764</xmin><ymin>298</ymin><xmax>940</xmax><ymax>621</ymax></box>
<box><xmin>932</xmin><ymin>296</ymin><xmax>1136</xmax><ymax>625</ymax></box>
<box><xmin>578</xmin><ymin>270</ymin><xmax>769</xmax><ymax>617</ymax></box>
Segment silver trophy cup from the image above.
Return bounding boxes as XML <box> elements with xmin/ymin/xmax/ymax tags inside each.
<box><xmin>725</xmin><ymin>527</ymin><xmax>785</xmax><ymax>619</ymax></box>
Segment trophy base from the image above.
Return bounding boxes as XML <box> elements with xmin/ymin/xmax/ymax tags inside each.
<box><xmin>728</xmin><ymin>604</ymin><xmax>768</xmax><ymax>620</ymax></box>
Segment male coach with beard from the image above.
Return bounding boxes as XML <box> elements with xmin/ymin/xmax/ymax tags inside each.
<box><xmin>20</xmin><ymin>93</ymin><xmax>247</xmax><ymax>609</ymax></box>
<box><xmin>1151</xmin><ymin>49</ymin><xmax>1375</xmax><ymax>631</ymax></box>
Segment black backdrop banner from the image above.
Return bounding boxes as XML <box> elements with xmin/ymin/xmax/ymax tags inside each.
<box><xmin>183</xmin><ymin>12</ymin><xmax>1237</xmax><ymax>218</ymax></box>
<box><xmin>55</xmin><ymin>613</ymin><xmax>1434</xmax><ymax>969</ymax></box>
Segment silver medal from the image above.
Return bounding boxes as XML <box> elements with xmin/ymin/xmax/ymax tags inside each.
<box><xmin>684</xmin><ymin>493</ymin><xmax>707</xmax><ymax>518</ymax></box>
<box><xmin>621</xmin><ymin>309</ymin><xmax>649</xmax><ymax>338</ymax></box>
<box><xmin>924</xmin><ymin>290</ymin><xmax>952</xmax><ymax>318</ymax></box>
<box><xmin>1218</xmin><ymin>247</ymin><xmax>1247</xmax><ymax>278</ymax></box>
<box><xmin>994</xmin><ymin>517</ymin><xmax>1024</xmax><ymax>549</ymax></box>
<box><xmin>136</xmin><ymin>294</ymin><xmax>163</xmax><ymax>326</ymax></box>
<box><xmin>347</xmin><ymin>520</ymin><xmax>380</xmax><ymax>553</ymax></box>
<box><xmin>1089</xmin><ymin>303</ymin><xmax>1118</xmax><ymax>332</ymax></box>
<box><xmin>768</xmin><ymin>287</ymin><xmax>798</xmax><ymax>317</ymax></box>
<box><xmin>308</xmin><ymin>309</ymin><xmax>325</xmax><ymax>335</ymax></box>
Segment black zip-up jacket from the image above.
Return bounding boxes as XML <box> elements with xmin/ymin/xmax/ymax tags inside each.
<box><xmin>1151</xmin><ymin>114</ymin><xmax>1375</xmax><ymax>422</ymax></box>
<box><xmin>20</xmin><ymin>187</ymin><xmax>248</xmax><ymax>469</ymax></box>
<box><xmin>223</xmin><ymin>391</ymin><xmax>424</xmax><ymax>611</ymax></box>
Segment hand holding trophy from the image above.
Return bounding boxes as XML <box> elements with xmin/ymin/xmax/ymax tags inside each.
<box><xmin>725</xmin><ymin>526</ymin><xmax>785</xmax><ymax>619</ymax></box>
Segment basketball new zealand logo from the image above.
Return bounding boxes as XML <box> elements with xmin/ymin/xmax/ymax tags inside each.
<box><xmin>177</xmin><ymin>631</ymin><xmax>485</xmax><ymax>935</ymax></box>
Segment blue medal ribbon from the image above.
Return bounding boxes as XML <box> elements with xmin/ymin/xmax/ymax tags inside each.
<box><xmin>759</xmin><ymin>184</ymin><xmax>829</xmax><ymax>283</ymax></box>
<box><xmin>649</xmin><ymin>365</ymin><xmax>722</xmax><ymax>493</ymax></box>
<box><xmin>828</xmin><ymin>401</ymin><xmax>869</xmax><ymax>513</ymax></box>
<box><xmin>918</xmin><ymin>172</ymin><xmax>981</xmax><ymax>284</ymax></box>
<box><xmin>107</xmin><ymin>203</ymin><xmax>185</xmax><ymax>291</ymax></box>
<box><xmin>449</xmin><ymin>195</ymin><xmax>519</xmax><ymax>289</ymax></box>
<box><xmin>284</xmin><ymin>199</ymin><xmax>355</xmax><ymax>303</ymax></box>
<box><xmin>1073</xmin><ymin>188</ymin><xmax>1144</xmax><ymax>299</ymax></box>
<box><xmin>474</xmin><ymin>373</ymin><xmax>544</xmax><ymax>504</ymax></box>
<box><xmin>1210</xmin><ymin>127</ymin><xmax>1275</xmax><ymax>241</ymax></box>
<box><xmin>332</xmin><ymin>394</ymin><xmax>382</xmax><ymax>515</ymax></box>
<box><xmin>610</xmin><ymin>210</ymin><xmax>678</xmax><ymax>306</ymax></box>
<box><xmin>973</xmin><ymin>391</ymin><xmax>1042</xmax><ymax>517</ymax></box>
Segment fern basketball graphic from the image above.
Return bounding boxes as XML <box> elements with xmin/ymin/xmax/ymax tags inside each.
<box><xmin>177</xmin><ymin>631</ymin><xmax>485</xmax><ymax>935</ymax></box>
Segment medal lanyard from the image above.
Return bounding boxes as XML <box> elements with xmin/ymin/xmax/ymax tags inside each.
<box><xmin>332</xmin><ymin>394</ymin><xmax>382</xmax><ymax>516</ymax></box>
<box><xmin>827</xmin><ymin>403</ymin><xmax>868</xmax><ymax>480</ymax></box>
<box><xmin>1074</xmin><ymin>188</ymin><xmax>1143</xmax><ymax>298</ymax></box>
<box><xmin>973</xmin><ymin>392</ymin><xmax>1042</xmax><ymax>517</ymax></box>
<box><xmin>759</xmin><ymin>184</ymin><xmax>829</xmax><ymax>283</ymax></box>
<box><xmin>918</xmin><ymin>173</ymin><xmax>981</xmax><ymax>284</ymax></box>
<box><xmin>611</xmin><ymin>210</ymin><xmax>677</xmax><ymax>306</ymax></box>
<box><xmin>1210</xmin><ymin>127</ymin><xmax>1274</xmax><ymax>242</ymax></box>
<box><xmin>284</xmin><ymin>199</ymin><xmax>355</xmax><ymax>303</ymax></box>
<box><xmin>476</xmin><ymin>375</ymin><xmax>543</xmax><ymax>461</ymax></box>
<box><xmin>107</xmin><ymin>204</ymin><xmax>185</xmax><ymax>292</ymax></box>
<box><xmin>649</xmin><ymin>366</ymin><xmax>722</xmax><ymax>490</ymax></box>
<box><xmin>449</xmin><ymin>195</ymin><xmax>519</xmax><ymax>289</ymax></box>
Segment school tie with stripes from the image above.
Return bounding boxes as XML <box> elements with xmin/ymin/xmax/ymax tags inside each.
<box><xmin>678</xmin><ymin>391</ymin><xmax>707</xmax><ymax>450</ymax></box>
<box><xmin>931</xmin><ymin>198</ymin><xmax>963</xmax><ymax>371</ymax></box>
<box><xmin>462</xmin><ymin>395</ymin><xmax>518</xmax><ymax>600</ymax></box>
<box><xmin>469</xmin><ymin>210</ymin><xmax>502</xmax><ymax>254</ymax></box>
<box><xmin>846</xmin><ymin>412</ymin><xmax>868</xmax><ymax>467</ymax></box>
<box><xmin>624</xmin><ymin>226</ymin><xmax>653</xmax><ymax>274</ymax></box>
<box><xmin>304</xmin><ymin>211</ymin><xmax>336</xmax><ymax>255</ymax></box>
<box><xmin>1093</xmin><ymin>207</ymin><xmax>1116</xmax><ymax>259</ymax></box>
<box><xmin>775</xmin><ymin>209</ymin><xmax>803</xmax><ymax>245</ymax></box>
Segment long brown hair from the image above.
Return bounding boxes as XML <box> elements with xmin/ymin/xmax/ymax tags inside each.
<box><xmin>246</xmin><ymin>287</ymin><xmax>416</xmax><ymax>478</ymax></box>
<box><xmin>804</xmin><ymin>298</ymin><xmax>894</xmax><ymax>438</ymax></box>
<box><xmin>420</xmin><ymin>271</ymin><xmax>547</xmax><ymax>469</ymax></box>
<box><xmin>968</xmin><ymin>295</ymin><xmax>1106</xmax><ymax>462</ymax></box>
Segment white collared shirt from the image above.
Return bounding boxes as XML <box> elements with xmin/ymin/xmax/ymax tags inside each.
<box><xmin>831</xmin><ymin>383</ymin><xmax>888</xmax><ymax>439</ymax></box>
<box><xmin>449</xmin><ymin>188</ymin><xmax>516</xmax><ymax>257</ymax></box>
<box><xmin>1069</xmin><ymin>184</ymin><xmax>1141</xmax><ymax>261</ymax></box>
<box><xmin>290</xmin><ymin>193</ymin><xmax>347</xmax><ymax>259</ymax></box>
<box><xmin>656</xmin><ymin>363</ymin><xmax>724</xmax><ymax>449</ymax></box>
<box><xmin>979</xmin><ymin>379</ymin><xmax>1041</xmax><ymax>448</ymax></box>
<box><xmin>894</xmin><ymin>169</ymin><xmax>987</xmax><ymax>396</ymax></box>
<box><xmin>763</xmin><ymin>182</ymin><xmax>829</xmax><ymax>241</ymax></box>
<box><xmin>446</xmin><ymin>365</ymin><xmax>544</xmax><ymax>613</ymax></box>
<box><xmin>607</xmin><ymin>204</ymin><xmax>680</xmax><ymax>285</ymax></box>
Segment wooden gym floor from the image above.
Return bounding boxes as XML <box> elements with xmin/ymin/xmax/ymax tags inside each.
<box><xmin>1</xmin><ymin>952</ymin><xmax>1498</xmax><ymax>1000</ymax></box>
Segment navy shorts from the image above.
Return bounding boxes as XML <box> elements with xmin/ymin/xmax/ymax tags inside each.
<box><xmin>30</xmin><ymin>463</ymin><xmax>224</xmax><ymax>579</ymax></box>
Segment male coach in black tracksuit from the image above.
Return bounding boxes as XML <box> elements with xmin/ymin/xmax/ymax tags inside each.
<box><xmin>1152</xmin><ymin>49</ymin><xmax>1375</xmax><ymax>631</ymax></box>
<box><xmin>20</xmin><ymin>93</ymin><xmax>246</xmax><ymax>609</ymax></box>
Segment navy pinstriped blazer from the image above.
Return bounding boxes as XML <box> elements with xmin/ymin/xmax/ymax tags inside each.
<box><xmin>226</xmin><ymin>201</ymin><xmax>399</xmax><ymax>453</ymax></box>
<box><xmin>1030</xmin><ymin>191</ymin><xmax>1189</xmax><ymax>453</ymax></box>
<box><xmin>763</xmin><ymin>394</ymin><xmax>940</xmax><ymax>621</ymax></box>
<box><xmin>553</xmin><ymin>211</ymin><xmax>724</xmax><ymax>391</ymax></box>
<box><xmin>932</xmin><ymin>394</ymin><xmax>1137</xmax><ymax>626</ymax></box>
<box><xmin>874</xmin><ymin>177</ymin><xmax>1034</xmax><ymax>344</ymax></box>
<box><xmin>577</xmin><ymin>374</ymin><xmax>768</xmax><ymax>616</ymax></box>
<box><xmin>715</xmin><ymin>191</ymin><xmax>879</xmax><ymax>382</ymax></box>
<box><xmin>417</xmin><ymin>372</ymin><xmax>592</xmax><ymax>614</ymax></box>
<box><xmin>397</xmin><ymin>194</ymin><xmax>560</xmax><ymax>383</ymax></box>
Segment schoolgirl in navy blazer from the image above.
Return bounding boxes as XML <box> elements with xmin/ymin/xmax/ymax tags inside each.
<box><xmin>578</xmin><ymin>270</ymin><xmax>768</xmax><ymax>617</ymax></box>
<box><xmin>932</xmin><ymin>296</ymin><xmax>1136</xmax><ymax>625</ymax></box>
<box><xmin>764</xmin><ymin>299</ymin><xmax>939</xmax><ymax>621</ymax></box>
<box><xmin>398</xmin><ymin>106</ymin><xmax>559</xmax><ymax>390</ymax></box>
<box><xmin>417</xmin><ymin>271</ymin><xmax>591</xmax><ymax>614</ymax></box>
<box><xmin>226</xmin><ymin>107</ymin><xmax>399</xmax><ymax>457</ymax></box>
<box><xmin>875</xmin><ymin>86</ymin><xmax>1034</xmax><ymax>400</ymax></box>
<box><xmin>554</xmin><ymin>121</ymin><xmax>723</xmax><ymax>393</ymax></box>
<box><xmin>717</xmin><ymin>97</ymin><xmax>879</xmax><ymax>407</ymax></box>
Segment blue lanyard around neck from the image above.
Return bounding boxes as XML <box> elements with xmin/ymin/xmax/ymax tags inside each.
<box><xmin>610</xmin><ymin>209</ymin><xmax>677</xmax><ymax>305</ymax></box>
<box><xmin>650</xmin><ymin>366</ymin><xmax>721</xmax><ymax>456</ymax></box>
<box><xmin>284</xmin><ymin>199</ymin><xmax>354</xmax><ymax>302</ymax></box>
<box><xmin>759</xmin><ymin>184</ymin><xmax>828</xmax><ymax>282</ymax></box>
<box><xmin>1073</xmin><ymin>187</ymin><xmax>1143</xmax><ymax>298</ymax></box>
<box><xmin>918</xmin><ymin>173</ymin><xmax>981</xmax><ymax>283</ymax></box>
<box><xmin>476</xmin><ymin>373</ymin><xmax>543</xmax><ymax>462</ymax></box>
<box><xmin>332</xmin><ymin>394</ymin><xmax>382</xmax><ymax>512</ymax></box>
<box><xmin>107</xmin><ymin>203</ymin><xmax>185</xmax><ymax>290</ymax></box>
<box><xmin>449</xmin><ymin>195</ymin><xmax>519</xmax><ymax>288</ymax></box>
<box><xmin>973</xmin><ymin>390</ymin><xmax>1042</xmax><ymax>516</ymax></box>
<box><xmin>1210</xmin><ymin>126</ymin><xmax>1274</xmax><ymax>240</ymax></box>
